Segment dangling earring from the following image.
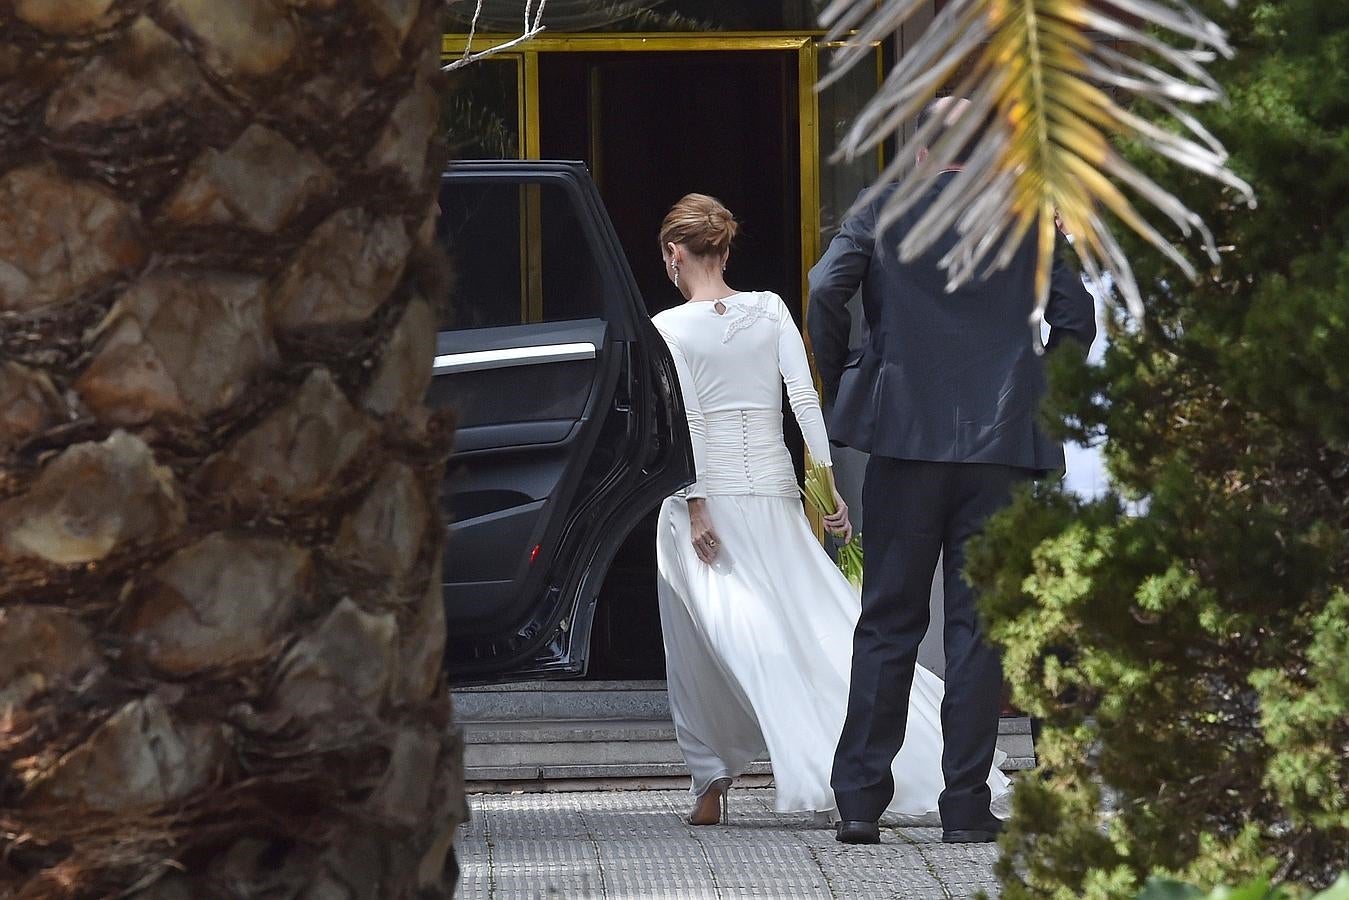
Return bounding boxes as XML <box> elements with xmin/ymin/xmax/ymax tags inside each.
<box><xmin>673</xmin><ymin>264</ymin><xmax>680</xmax><ymax>289</ymax></box>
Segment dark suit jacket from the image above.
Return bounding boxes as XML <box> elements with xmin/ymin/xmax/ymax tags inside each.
<box><xmin>808</xmin><ymin>175</ymin><xmax>1096</xmax><ymax>473</ymax></box>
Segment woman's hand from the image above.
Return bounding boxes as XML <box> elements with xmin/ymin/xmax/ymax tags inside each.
<box><xmin>687</xmin><ymin>498</ymin><xmax>722</xmax><ymax>564</ymax></box>
<box><xmin>824</xmin><ymin>486</ymin><xmax>853</xmax><ymax>544</ymax></box>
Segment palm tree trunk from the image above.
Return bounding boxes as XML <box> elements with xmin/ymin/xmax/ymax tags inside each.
<box><xmin>0</xmin><ymin>1</ymin><xmax>464</xmax><ymax>896</ymax></box>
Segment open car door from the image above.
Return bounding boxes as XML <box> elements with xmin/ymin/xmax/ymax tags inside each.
<box><xmin>431</xmin><ymin>161</ymin><xmax>693</xmax><ymax>684</ymax></box>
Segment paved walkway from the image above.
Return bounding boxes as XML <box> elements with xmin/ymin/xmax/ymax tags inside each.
<box><xmin>457</xmin><ymin>788</ymin><xmax>1002</xmax><ymax>899</ymax></box>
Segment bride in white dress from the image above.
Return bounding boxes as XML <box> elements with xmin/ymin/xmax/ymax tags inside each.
<box><xmin>652</xmin><ymin>193</ymin><xmax>1010</xmax><ymax>826</ymax></box>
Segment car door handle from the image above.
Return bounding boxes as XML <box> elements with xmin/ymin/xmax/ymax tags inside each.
<box><xmin>432</xmin><ymin>342</ymin><xmax>597</xmax><ymax>375</ymax></box>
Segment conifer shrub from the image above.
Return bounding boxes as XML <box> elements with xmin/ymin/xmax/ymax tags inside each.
<box><xmin>966</xmin><ymin>2</ymin><xmax>1349</xmax><ymax>895</ymax></box>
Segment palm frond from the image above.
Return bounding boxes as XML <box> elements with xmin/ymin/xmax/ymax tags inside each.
<box><xmin>818</xmin><ymin>0</ymin><xmax>1256</xmax><ymax>344</ymax></box>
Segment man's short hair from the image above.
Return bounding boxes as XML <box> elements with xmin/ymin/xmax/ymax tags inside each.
<box><xmin>916</xmin><ymin>97</ymin><xmax>985</xmax><ymax>165</ymax></box>
<box><xmin>914</xmin><ymin>98</ymin><xmax>949</xmax><ymax>134</ymax></box>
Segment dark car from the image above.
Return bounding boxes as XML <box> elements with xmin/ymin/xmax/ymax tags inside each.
<box><xmin>430</xmin><ymin>160</ymin><xmax>694</xmax><ymax>685</ymax></box>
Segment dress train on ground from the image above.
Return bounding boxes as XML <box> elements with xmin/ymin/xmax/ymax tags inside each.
<box><xmin>657</xmin><ymin>493</ymin><xmax>1010</xmax><ymax>815</ymax></box>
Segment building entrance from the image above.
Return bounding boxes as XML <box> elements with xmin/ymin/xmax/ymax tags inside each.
<box><xmin>441</xmin><ymin>30</ymin><xmax>884</xmax><ymax>679</ymax></box>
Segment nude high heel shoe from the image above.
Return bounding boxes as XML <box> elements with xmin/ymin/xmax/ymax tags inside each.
<box><xmin>688</xmin><ymin>777</ymin><xmax>732</xmax><ymax>826</ymax></box>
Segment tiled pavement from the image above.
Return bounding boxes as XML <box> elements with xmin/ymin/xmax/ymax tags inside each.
<box><xmin>456</xmin><ymin>788</ymin><xmax>1002</xmax><ymax>899</ymax></box>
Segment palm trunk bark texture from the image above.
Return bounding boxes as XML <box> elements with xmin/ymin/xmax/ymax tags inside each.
<box><xmin>0</xmin><ymin>1</ymin><xmax>465</xmax><ymax>896</ymax></box>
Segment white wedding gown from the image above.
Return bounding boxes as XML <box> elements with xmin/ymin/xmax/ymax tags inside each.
<box><xmin>653</xmin><ymin>291</ymin><xmax>1010</xmax><ymax>815</ymax></box>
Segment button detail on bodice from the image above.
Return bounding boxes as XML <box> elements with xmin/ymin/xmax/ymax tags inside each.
<box><xmin>699</xmin><ymin>409</ymin><xmax>796</xmax><ymax>497</ymax></box>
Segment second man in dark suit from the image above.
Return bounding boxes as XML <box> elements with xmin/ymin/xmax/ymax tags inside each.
<box><xmin>808</xmin><ymin>97</ymin><xmax>1096</xmax><ymax>845</ymax></box>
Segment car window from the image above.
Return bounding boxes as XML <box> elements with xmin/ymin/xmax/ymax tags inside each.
<box><xmin>436</xmin><ymin>179</ymin><xmax>607</xmax><ymax>330</ymax></box>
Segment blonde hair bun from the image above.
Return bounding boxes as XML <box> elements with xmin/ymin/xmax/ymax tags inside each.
<box><xmin>659</xmin><ymin>193</ymin><xmax>739</xmax><ymax>258</ymax></box>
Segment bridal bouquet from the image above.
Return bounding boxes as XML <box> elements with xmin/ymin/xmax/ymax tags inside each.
<box><xmin>803</xmin><ymin>461</ymin><xmax>864</xmax><ymax>589</ymax></box>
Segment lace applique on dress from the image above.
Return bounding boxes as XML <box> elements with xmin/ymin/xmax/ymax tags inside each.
<box><xmin>720</xmin><ymin>293</ymin><xmax>777</xmax><ymax>344</ymax></box>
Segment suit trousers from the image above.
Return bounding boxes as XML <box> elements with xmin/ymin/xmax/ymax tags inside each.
<box><xmin>831</xmin><ymin>456</ymin><xmax>1031</xmax><ymax>826</ymax></box>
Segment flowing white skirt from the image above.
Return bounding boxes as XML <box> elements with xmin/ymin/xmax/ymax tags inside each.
<box><xmin>656</xmin><ymin>493</ymin><xmax>1011</xmax><ymax>814</ymax></box>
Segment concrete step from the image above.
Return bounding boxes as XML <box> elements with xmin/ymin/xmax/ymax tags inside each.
<box><xmin>455</xmin><ymin>681</ymin><xmax>1039</xmax><ymax>729</ymax></box>
<box><xmin>467</xmin><ymin>761</ymin><xmax>778</xmax><ymax>783</ymax></box>
<box><xmin>465</xmin><ymin>725</ymin><xmax>685</xmax><ymax>769</ymax></box>
<box><xmin>455</xmin><ymin>680</ymin><xmax>670</xmax><ymax>723</ymax></box>
<box><xmin>462</xmin><ymin>717</ymin><xmax>1036</xmax><ymax>782</ymax></box>
<box><xmin>462</xmin><ymin>714</ymin><xmax>1031</xmax><ymax>740</ymax></box>
<box><xmin>464</xmin><ymin>718</ymin><xmax>678</xmax><ymax>744</ymax></box>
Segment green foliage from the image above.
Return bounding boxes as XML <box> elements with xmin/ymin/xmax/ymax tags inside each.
<box><xmin>1251</xmin><ymin>589</ymin><xmax>1349</xmax><ymax>833</ymax></box>
<box><xmin>966</xmin><ymin>1</ymin><xmax>1349</xmax><ymax>895</ymax></box>
<box><xmin>1136</xmin><ymin>872</ymin><xmax>1349</xmax><ymax>900</ymax></box>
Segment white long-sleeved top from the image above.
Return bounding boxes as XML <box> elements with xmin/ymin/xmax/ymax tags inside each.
<box><xmin>653</xmin><ymin>291</ymin><xmax>832</xmax><ymax>500</ymax></box>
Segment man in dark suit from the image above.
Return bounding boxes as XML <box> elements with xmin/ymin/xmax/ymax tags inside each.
<box><xmin>808</xmin><ymin>97</ymin><xmax>1095</xmax><ymax>845</ymax></box>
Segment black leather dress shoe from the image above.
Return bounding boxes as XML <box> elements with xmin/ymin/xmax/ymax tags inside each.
<box><xmin>836</xmin><ymin>820</ymin><xmax>881</xmax><ymax>844</ymax></box>
<box><xmin>941</xmin><ymin>818</ymin><xmax>1005</xmax><ymax>843</ymax></box>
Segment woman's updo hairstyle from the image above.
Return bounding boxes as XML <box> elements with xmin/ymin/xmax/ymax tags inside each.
<box><xmin>660</xmin><ymin>193</ymin><xmax>739</xmax><ymax>258</ymax></box>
